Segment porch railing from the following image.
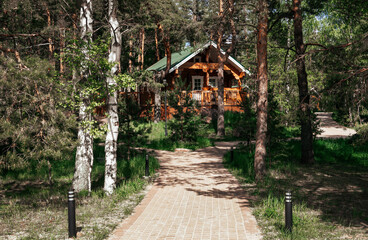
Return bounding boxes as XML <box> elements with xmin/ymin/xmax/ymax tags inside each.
<box><xmin>188</xmin><ymin>89</ymin><xmax>244</xmax><ymax>106</ymax></box>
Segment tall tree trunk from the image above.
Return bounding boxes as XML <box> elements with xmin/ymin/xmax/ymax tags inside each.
<box><xmin>154</xmin><ymin>24</ymin><xmax>171</xmax><ymax>123</ymax></box>
<box><xmin>45</xmin><ymin>5</ymin><xmax>54</xmax><ymax>66</ymax></box>
<box><xmin>216</xmin><ymin>0</ymin><xmax>236</xmax><ymax>137</ymax></box>
<box><xmin>74</xmin><ymin>97</ymin><xmax>94</xmax><ymax>192</ymax></box>
<box><xmin>155</xmin><ymin>27</ymin><xmax>160</xmax><ymax>61</ymax></box>
<box><xmin>137</xmin><ymin>28</ymin><xmax>145</xmax><ymax>71</ymax></box>
<box><xmin>216</xmin><ymin>0</ymin><xmax>225</xmax><ymax>137</ymax></box>
<box><xmin>140</xmin><ymin>28</ymin><xmax>145</xmax><ymax>70</ymax></box>
<box><xmin>192</xmin><ymin>0</ymin><xmax>198</xmax><ymax>22</ymax></box>
<box><xmin>217</xmin><ymin>59</ymin><xmax>225</xmax><ymax>136</ymax></box>
<box><xmin>104</xmin><ymin>0</ymin><xmax>121</xmax><ymax>195</ymax></box>
<box><xmin>59</xmin><ymin>28</ymin><xmax>65</xmax><ymax>74</ymax></box>
<box><xmin>73</xmin><ymin>0</ymin><xmax>94</xmax><ymax>193</ymax></box>
<box><xmin>254</xmin><ymin>0</ymin><xmax>268</xmax><ymax>181</ymax></box>
<box><xmin>129</xmin><ymin>34</ymin><xmax>133</xmax><ymax>73</ymax></box>
<box><xmin>137</xmin><ymin>30</ymin><xmax>142</xmax><ymax>71</ymax></box>
<box><xmin>293</xmin><ymin>0</ymin><xmax>314</xmax><ymax>164</ymax></box>
<box><xmin>164</xmin><ymin>35</ymin><xmax>171</xmax><ymax>77</ymax></box>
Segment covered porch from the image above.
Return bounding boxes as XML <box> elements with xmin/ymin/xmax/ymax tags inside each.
<box><xmin>189</xmin><ymin>88</ymin><xmax>246</xmax><ymax>107</ymax></box>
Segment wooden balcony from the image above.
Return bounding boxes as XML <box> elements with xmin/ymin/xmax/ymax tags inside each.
<box><xmin>188</xmin><ymin>88</ymin><xmax>245</xmax><ymax>106</ymax></box>
<box><xmin>119</xmin><ymin>89</ymin><xmax>246</xmax><ymax>109</ymax></box>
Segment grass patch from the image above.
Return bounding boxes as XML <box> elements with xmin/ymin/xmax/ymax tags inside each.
<box><xmin>0</xmin><ymin>145</ymin><xmax>160</xmax><ymax>239</ymax></box>
<box><xmin>129</xmin><ymin>113</ymin><xmax>300</xmax><ymax>151</ymax></box>
<box><xmin>224</xmin><ymin>138</ymin><xmax>368</xmax><ymax>239</ymax></box>
<box><xmin>143</xmin><ymin>121</ymin><xmax>214</xmax><ymax>150</ymax></box>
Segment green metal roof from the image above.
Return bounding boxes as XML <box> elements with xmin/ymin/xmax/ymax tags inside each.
<box><xmin>147</xmin><ymin>47</ymin><xmax>194</xmax><ymax>71</ymax></box>
<box><xmin>146</xmin><ymin>41</ymin><xmax>250</xmax><ymax>75</ymax></box>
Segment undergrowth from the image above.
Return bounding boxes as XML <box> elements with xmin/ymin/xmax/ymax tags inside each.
<box><xmin>224</xmin><ymin>138</ymin><xmax>368</xmax><ymax>239</ymax></box>
<box><xmin>0</xmin><ymin>145</ymin><xmax>160</xmax><ymax>239</ymax></box>
<box><xmin>143</xmin><ymin>121</ymin><xmax>214</xmax><ymax>150</ymax></box>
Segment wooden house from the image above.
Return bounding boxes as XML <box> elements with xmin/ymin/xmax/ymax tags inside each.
<box><xmin>133</xmin><ymin>41</ymin><xmax>250</xmax><ymax>116</ymax></box>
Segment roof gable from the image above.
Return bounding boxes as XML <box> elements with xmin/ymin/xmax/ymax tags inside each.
<box><xmin>147</xmin><ymin>41</ymin><xmax>250</xmax><ymax>76</ymax></box>
<box><xmin>147</xmin><ymin>47</ymin><xmax>193</xmax><ymax>72</ymax></box>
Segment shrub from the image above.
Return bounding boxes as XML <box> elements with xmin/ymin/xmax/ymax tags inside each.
<box><xmin>351</xmin><ymin>124</ymin><xmax>368</xmax><ymax>146</ymax></box>
<box><xmin>228</xmin><ymin>96</ymin><xmax>256</xmax><ymax>147</ymax></box>
<box><xmin>0</xmin><ymin>56</ymin><xmax>77</xmax><ymax>181</ymax></box>
<box><xmin>167</xmin><ymin>79</ymin><xmax>206</xmax><ymax>142</ymax></box>
<box><xmin>118</xmin><ymin>94</ymin><xmax>151</xmax><ymax>159</ymax></box>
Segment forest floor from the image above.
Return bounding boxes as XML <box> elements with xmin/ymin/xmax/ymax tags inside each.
<box><xmin>1</xmin><ymin>113</ymin><xmax>365</xmax><ymax>239</ymax></box>
<box><xmin>0</xmin><ymin>150</ymin><xmax>159</xmax><ymax>240</ymax></box>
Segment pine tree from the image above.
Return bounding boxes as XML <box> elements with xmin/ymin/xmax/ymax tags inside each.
<box><xmin>213</xmin><ymin>0</ymin><xmax>237</xmax><ymax>137</ymax></box>
<box><xmin>292</xmin><ymin>0</ymin><xmax>315</xmax><ymax>164</ymax></box>
<box><xmin>0</xmin><ymin>56</ymin><xmax>76</xmax><ymax>182</ymax></box>
<box><xmin>254</xmin><ymin>0</ymin><xmax>269</xmax><ymax>181</ymax></box>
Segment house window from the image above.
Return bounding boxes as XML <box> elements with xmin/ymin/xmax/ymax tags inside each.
<box><xmin>231</xmin><ymin>79</ymin><xmax>239</xmax><ymax>88</ymax></box>
<box><xmin>209</xmin><ymin>77</ymin><xmax>218</xmax><ymax>88</ymax></box>
<box><xmin>194</xmin><ymin>56</ymin><xmax>201</xmax><ymax>63</ymax></box>
<box><xmin>192</xmin><ymin>76</ymin><xmax>203</xmax><ymax>91</ymax></box>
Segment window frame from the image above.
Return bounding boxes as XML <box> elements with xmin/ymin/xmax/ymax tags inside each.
<box><xmin>208</xmin><ymin>76</ymin><xmax>219</xmax><ymax>88</ymax></box>
<box><xmin>192</xmin><ymin>76</ymin><xmax>204</xmax><ymax>91</ymax></box>
<box><xmin>231</xmin><ymin>79</ymin><xmax>239</xmax><ymax>88</ymax></box>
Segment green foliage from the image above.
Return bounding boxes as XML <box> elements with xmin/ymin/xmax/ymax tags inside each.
<box><xmin>1</xmin><ymin>143</ymin><xmax>160</xmax><ymax>239</ymax></box>
<box><xmin>91</xmin><ymin>145</ymin><xmax>160</xmax><ymax>191</ymax></box>
<box><xmin>61</xmin><ymin>38</ymin><xmax>111</xmax><ymax>138</ymax></box>
<box><xmin>225</xmin><ymin>138</ymin><xmax>368</xmax><ymax>239</ymax></box>
<box><xmin>62</xmin><ymin>37</ymin><xmax>138</xmax><ymax>139</ymax></box>
<box><xmin>351</xmin><ymin>124</ymin><xmax>368</xmax><ymax>146</ymax></box>
<box><xmin>224</xmin><ymin>148</ymin><xmax>255</xmax><ymax>182</ymax></box>
<box><xmin>167</xmin><ymin>78</ymin><xmax>206</xmax><ymax>142</ymax></box>
<box><xmin>142</xmin><ymin>121</ymin><xmax>213</xmax><ymax>151</ymax></box>
<box><xmin>118</xmin><ymin>94</ymin><xmax>151</xmax><ymax>157</ymax></box>
<box><xmin>267</xmin><ymin>89</ymin><xmax>287</xmax><ymax>146</ymax></box>
<box><xmin>0</xmin><ymin>56</ymin><xmax>76</xmax><ymax>176</ymax></box>
<box><xmin>227</xmin><ymin>96</ymin><xmax>257</xmax><ymax>147</ymax></box>
<box><xmin>115</xmin><ymin>73</ymin><xmax>136</xmax><ymax>91</ymax></box>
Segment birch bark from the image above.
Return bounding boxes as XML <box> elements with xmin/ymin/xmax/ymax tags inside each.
<box><xmin>104</xmin><ymin>0</ymin><xmax>122</xmax><ymax>195</ymax></box>
<box><xmin>73</xmin><ymin>0</ymin><xmax>94</xmax><ymax>193</ymax></box>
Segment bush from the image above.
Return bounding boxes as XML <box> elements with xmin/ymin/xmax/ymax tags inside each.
<box><xmin>227</xmin><ymin>96</ymin><xmax>256</xmax><ymax>147</ymax></box>
<box><xmin>351</xmin><ymin>124</ymin><xmax>368</xmax><ymax>146</ymax></box>
<box><xmin>0</xmin><ymin>56</ymin><xmax>77</xmax><ymax>181</ymax></box>
<box><xmin>118</xmin><ymin>94</ymin><xmax>151</xmax><ymax>158</ymax></box>
<box><xmin>167</xmin><ymin>79</ymin><xmax>206</xmax><ymax>142</ymax></box>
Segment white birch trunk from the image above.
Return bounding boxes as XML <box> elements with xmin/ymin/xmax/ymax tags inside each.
<box><xmin>104</xmin><ymin>0</ymin><xmax>121</xmax><ymax>195</ymax></box>
<box><xmin>154</xmin><ymin>89</ymin><xmax>161</xmax><ymax>123</ymax></box>
<box><xmin>73</xmin><ymin>0</ymin><xmax>94</xmax><ymax>193</ymax></box>
<box><xmin>73</xmin><ymin>98</ymin><xmax>94</xmax><ymax>192</ymax></box>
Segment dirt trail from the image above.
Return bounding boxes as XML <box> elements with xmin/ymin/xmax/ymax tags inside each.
<box><xmin>316</xmin><ymin>112</ymin><xmax>356</xmax><ymax>138</ymax></box>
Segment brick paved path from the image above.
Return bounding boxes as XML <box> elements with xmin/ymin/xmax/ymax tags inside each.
<box><xmin>109</xmin><ymin>144</ymin><xmax>261</xmax><ymax>240</ymax></box>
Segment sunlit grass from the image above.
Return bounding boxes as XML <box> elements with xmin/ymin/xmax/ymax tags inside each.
<box><xmin>142</xmin><ymin>120</ymin><xmax>214</xmax><ymax>150</ymax></box>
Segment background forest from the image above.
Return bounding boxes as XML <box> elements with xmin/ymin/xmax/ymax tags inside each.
<box><xmin>0</xmin><ymin>0</ymin><xmax>367</xmax><ymax>239</ymax></box>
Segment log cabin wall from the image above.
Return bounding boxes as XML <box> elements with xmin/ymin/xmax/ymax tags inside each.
<box><xmin>135</xmin><ymin>42</ymin><xmax>248</xmax><ymax>120</ymax></box>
